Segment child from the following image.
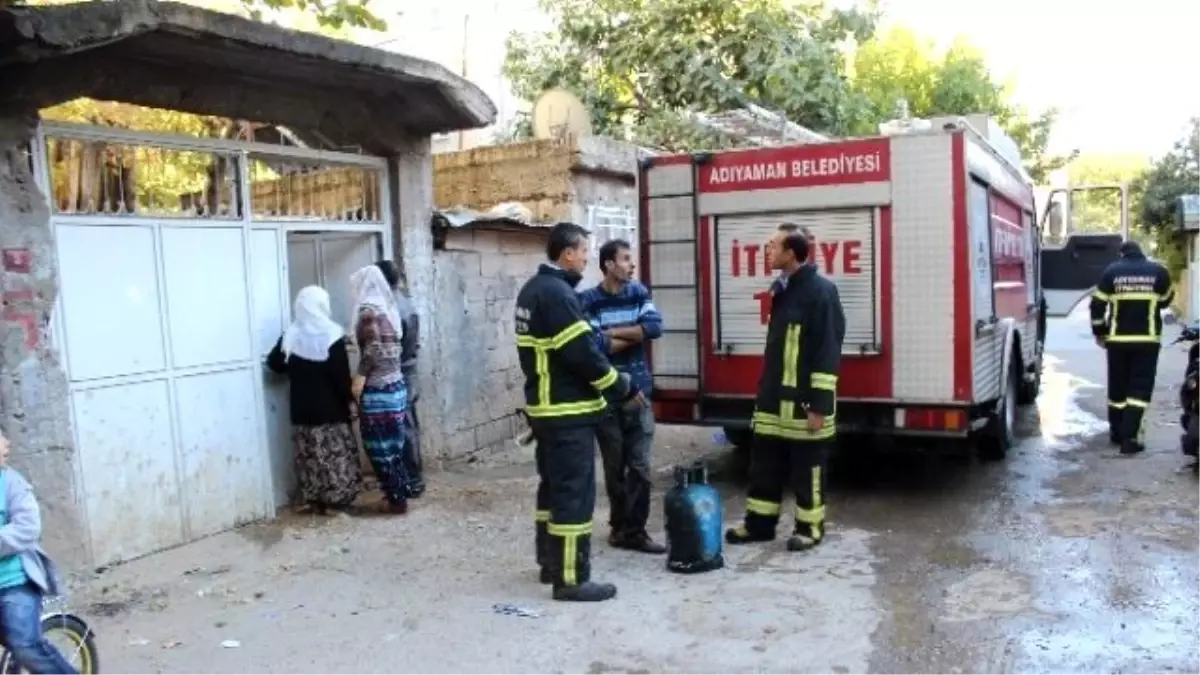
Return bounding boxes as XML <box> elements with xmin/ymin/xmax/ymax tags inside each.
<box><xmin>0</xmin><ymin>429</ymin><xmax>77</xmax><ymax>674</ymax></box>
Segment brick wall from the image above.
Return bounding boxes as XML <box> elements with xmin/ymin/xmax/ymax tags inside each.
<box><xmin>429</xmin><ymin>226</ymin><xmax>548</xmax><ymax>462</ymax></box>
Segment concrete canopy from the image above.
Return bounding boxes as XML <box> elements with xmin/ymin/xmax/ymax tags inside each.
<box><xmin>0</xmin><ymin>0</ymin><xmax>497</xmax><ymax>153</ymax></box>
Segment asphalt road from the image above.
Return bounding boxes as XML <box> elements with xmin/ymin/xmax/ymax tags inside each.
<box><xmin>78</xmin><ymin>309</ymin><xmax>1198</xmax><ymax>674</ymax></box>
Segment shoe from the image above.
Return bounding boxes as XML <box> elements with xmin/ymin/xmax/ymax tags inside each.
<box><xmin>552</xmin><ymin>581</ymin><xmax>617</xmax><ymax>602</ymax></box>
<box><xmin>381</xmin><ymin>499</ymin><xmax>409</xmax><ymax>514</ymax></box>
<box><xmin>613</xmin><ymin>532</ymin><xmax>666</xmax><ymax>554</ymax></box>
<box><xmin>786</xmin><ymin>533</ymin><xmax>822</xmax><ymax>552</ymax></box>
<box><xmin>725</xmin><ymin>526</ymin><xmax>774</xmax><ymax>545</ymax></box>
<box><xmin>607</xmin><ymin>531</ymin><xmax>625</xmax><ymax>547</ymax></box>
<box><xmin>538</xmin><ymin>568</ymin><xmax>554</xmax><ymax>585</ymax></box>
<box><xmin>1109</xmin><ymin>434</ymin><xmax>1121</xmax><ymax>446</ymax></box>
<box><xmin>1119</xmin><ymin>441</ymin><xmax>1145</xmax><ymax>456</ymax></box>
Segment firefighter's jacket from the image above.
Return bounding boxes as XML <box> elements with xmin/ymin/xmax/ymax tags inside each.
<box><xmin>516</xmin><ymin>264</ymin><xmax>632</xmax><ymax>423</ymax></box>
<box><xmin>1089</xmin><ymin>252</ymin><xmax>1174</xmax><ymax>344</ymax></box>
<box><xmin>752</xmin><ymin>264</ymin><xmax>846</xmax><ymax>441</ymax></box>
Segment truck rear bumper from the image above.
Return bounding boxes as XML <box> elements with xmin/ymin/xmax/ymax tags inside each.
<box><xmin>684</xmin><ymin>397</ymin><xmax>977</xmax><ymax>439</ymax></box>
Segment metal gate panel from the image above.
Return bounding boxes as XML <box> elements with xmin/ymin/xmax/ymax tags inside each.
<box><xmin>33</xmin><ymin>122</ymin><xmax>392</xmax><ymax>564</ymax></box>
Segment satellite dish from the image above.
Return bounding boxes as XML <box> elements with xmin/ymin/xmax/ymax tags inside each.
<box><xmin>531</xmin><ymin>89</ymin><xmax>593</xmax><ymax>141</ymax></box>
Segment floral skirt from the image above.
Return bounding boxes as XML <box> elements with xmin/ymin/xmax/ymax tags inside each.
<box><xmin>293</xmin><ymin>422</ymin><xmax>362</xmax><ymax>508</ymax></box>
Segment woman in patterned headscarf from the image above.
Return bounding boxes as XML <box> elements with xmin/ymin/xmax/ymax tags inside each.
<box><xmin>349</xmin><ymin>265</ymin><xmax>411</xmax><ymax>514</ymax></box>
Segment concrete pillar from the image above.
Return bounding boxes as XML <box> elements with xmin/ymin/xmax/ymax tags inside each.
<box><xmin>387</xmin><ymin>136</ymin><xmax>447</xmax><ymax>462</ymax></box>
<box><xmin>0</xmin><ymin>112</ymin><xmax>87</xmax><ymax>568</ymax></box>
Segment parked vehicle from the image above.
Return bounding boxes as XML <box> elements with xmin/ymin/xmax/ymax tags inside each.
<box><xmin>1175</xmin><ymin>322</ymin><xmax>1199</xmax><ymax>469</ymax></box>
<box><xmin>637</xmin><ymin>114</ymin><xmax>1113</xmax><ymax>459</ymax></box>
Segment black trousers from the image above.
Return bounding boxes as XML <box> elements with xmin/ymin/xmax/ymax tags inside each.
<box><xmin>1106</xmin><ymin>344</ymin><xmax>1160</xmax><ymax>445</ymax></box>
<box><xmin>532</xmin><ymin>420</ymin><xmax>598</xmax><ymax>587</ymax></box>
<box><xmin>596</xmin><ymin>405</ymin><xmax>655</xmax><ymax>537</ymax></box>
<box><xmin>403</xmin><ymin>402</ymin><xmax>424</xmax><ymax>494</ymax></box>
<box><xmin>743</xmin><ymin>434</ymin><xmax>831</xmax><ymax>540</ymax></box>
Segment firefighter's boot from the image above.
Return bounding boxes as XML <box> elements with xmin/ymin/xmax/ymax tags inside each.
<box><xmin>725</xmin><ymin>512</ymin><xmax>777</xmax><ymax>545</ymax></box>
<box><xmin>1120</xmin><ymin>440</ymin><xmax>1145</xmax><ymax>456</ymax></box>
<box><xmin>535</xmin><ymin>520</ymin><xmax>552</xmax><ymax>584</ymax></box>
<box><xmin>1107</xmin><ymin>406</ymin><xmax>1123</xmax><ymax>445</ymax></box>
<box><xmin>548</xmin><ymin>532</ymin><xmax>616</xmax><ymax>602</ymax></box>
<box><xmin>786</xmin><ymin>520</ymin><xmax>825</xmax><ymax>552</ymax></box>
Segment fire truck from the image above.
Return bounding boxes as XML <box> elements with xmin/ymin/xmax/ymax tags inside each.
<box><xmin>638</xmin><ymin>114</ymin><xmax>1117</xmax><ymax>459</ymax></box>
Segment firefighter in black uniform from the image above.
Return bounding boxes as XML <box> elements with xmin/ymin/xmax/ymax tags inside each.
<box><xmin>517</xmin><ymin>222</ymin><xmax>643</xmax><ymax>602</ymax></box>
<box><xmin>1090</xmin><ymin>240</ymin><xmax>1174</xmax><ymax>455</ymax></box>
<box><xmin>726</xmin><ymin>222</ymin><xmax>846</xmax><ymax>551</ymax></box>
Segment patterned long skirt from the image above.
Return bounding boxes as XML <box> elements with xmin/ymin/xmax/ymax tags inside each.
<box><xmin>293</xmin><ymin>422</ymin><xmax>362</xmax><ymax>508</ymax></box>
<box><xmin>360</xmin><ymin>381</ymin><xmax>412</xmax><ymax>505</ymax></box>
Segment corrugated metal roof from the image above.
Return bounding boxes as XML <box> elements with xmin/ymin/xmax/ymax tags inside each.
<box><xmin>689</xmin><ymin>104</ymin><xmax>830</xmax><ymax>147</ymax></box>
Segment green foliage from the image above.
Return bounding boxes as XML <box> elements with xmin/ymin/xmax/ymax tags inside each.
<box><xmin>502</xmin><ymin>0</ymin><xmax>880</xmax><ymax>151</ymax></box>
<box><xmin>504</xmin><ymin>8</ymin><xmax>1070</xmax><ymax>182</ymax></box>
<box><xmin>240</xmin><ymin>0</ymin><xmax>386</xmax><ymax>30</ymax></box>
<box><xmin>1137</xmin><ymin>118</ymin><xmax>1199</xmax><ymax>230</ymax></box>
<box><xmin>1062</xmin><ymin>153</ymin><xmax>1151</xmax><ymax>235</ymax></box>
<box><xmin>848</xmin><ymin>28</ymin><xmax>1074</xmax><ymax>184</ymax></box>
<box><xmin>1135</xmin><ymin>118</ymin><xmax>1198</xmax><ymax>279</ymax></box>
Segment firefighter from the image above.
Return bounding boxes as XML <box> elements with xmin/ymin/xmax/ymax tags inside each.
<box><xmin>726</xmin><ymin>222</ymin><xmax>846</xmax><ymax>551</ymax></box>
<box><xmin>1090</xmin><ymin>240</ymin><xmax>1174</xmax><ymax>455</ymax></box>
<box><xmin>517</xmin><ymin>221</ymin><xmax>644</xmax><ymax>602</ymax></box>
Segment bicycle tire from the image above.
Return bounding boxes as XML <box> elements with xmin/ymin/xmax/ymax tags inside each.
<box><xmin>0</xmin><ymin>613</ymin><xmax>98</xmax><ymax>674</ymax></box>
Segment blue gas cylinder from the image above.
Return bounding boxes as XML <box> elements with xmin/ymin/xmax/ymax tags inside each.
<box><xmin>663</xmin><ymin>461</ymin><xmax>724</xmax><ymax>574</ymax></box>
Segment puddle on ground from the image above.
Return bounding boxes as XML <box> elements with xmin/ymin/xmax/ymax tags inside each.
<box><xmin>941</xmin><ymin>568</ymin><xmax>1033</xmax><ymax>623</ymax></box>
<box><xmin>1035</xmin><ymin>355</ymin><xmax>1108</xmax><ymax>451</ymax></box>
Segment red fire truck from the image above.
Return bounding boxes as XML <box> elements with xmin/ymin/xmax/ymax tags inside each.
<box><xmin>638</xmin><ymin>115</ymin><xmax>1115</xmax><ymax>458</ymax></box>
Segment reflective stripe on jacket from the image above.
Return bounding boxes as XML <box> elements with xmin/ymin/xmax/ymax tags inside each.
<box><xmin>753</xmin><ymin>265</ymin><xmax>846</xmax><ymax>441</ymax></box>
<box><xmin>516</xmin><ymin>264</ymin><xmax>631</xmax><ymax>422</ymax></box>
<box><xmin>1089</xmin><ymin>253</ymin><xmax>1173</xmax><ymax>344</ymax></box>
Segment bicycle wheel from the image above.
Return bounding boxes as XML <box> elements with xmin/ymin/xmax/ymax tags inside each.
<box><xmin>1</xmin><ymin>613</ymin><xmax>98</xmax><ymax>674</ymax></box>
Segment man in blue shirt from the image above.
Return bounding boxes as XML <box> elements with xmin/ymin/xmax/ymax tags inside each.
<box><xmin>578</xmin><ymin>238</ymin><xmax>666</xmax><ymax>554</ymax></box>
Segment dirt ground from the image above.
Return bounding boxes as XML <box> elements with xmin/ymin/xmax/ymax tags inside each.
<box><xmin>69</xmin><ymin>313</ymin><xmax>1198</xmax><ymax>674</ymax></box>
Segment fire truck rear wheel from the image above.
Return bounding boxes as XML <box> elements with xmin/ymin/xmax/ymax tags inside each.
<box><xmin>1016</xmin><ymin>342</ymin><xmax>1042</xmax><ymax>405</ymax></box>
<box><xmin>978</xmin><ymin>361</ymin><xmax>1018</xmax><ymax>461</ymax></box>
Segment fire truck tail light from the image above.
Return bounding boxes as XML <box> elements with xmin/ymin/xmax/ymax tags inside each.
<box><xmin>897</xmin><ymin>407</ymin><xmax>967</xmax><ymax>432</ymax></box>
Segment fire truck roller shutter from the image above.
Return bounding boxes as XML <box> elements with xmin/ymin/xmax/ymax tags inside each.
<box><xmin>714</xmin><ymin>209</ymin><xmax>878</xmax><ymax>356</ymax></box>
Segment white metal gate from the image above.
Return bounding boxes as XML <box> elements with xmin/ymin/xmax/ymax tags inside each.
<box><xmin>31</xmin><ymin>122</ymin><xmax>392</xmax><ymax>564</ymax></box>
<box><xmin>581</xmin><ymin>204</ymin><xmax>637</xmax><ymax>288</ymax></box>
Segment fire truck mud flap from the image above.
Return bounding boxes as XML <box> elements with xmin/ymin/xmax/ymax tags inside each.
<box><xmin>976</xmin><ymin>324</ymin><xmax>1022</xmax><ymax>461</ymax></box>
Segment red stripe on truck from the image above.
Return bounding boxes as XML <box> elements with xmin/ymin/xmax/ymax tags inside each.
<box><xmin>952</xmin><ymin>132</ymin><xmax>972</xmax><ymax>401</ymax></box>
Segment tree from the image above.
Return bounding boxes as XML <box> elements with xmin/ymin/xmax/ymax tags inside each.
<box><xmin>31</xmin><ymin>0</ymin><xmax>386</xmax><ymax>214</ymax></box>
<box><xmin>502</xmin><ymin>0</ymin><xmax>879</xmax><ymax>150</ymax></box>
<box><xmin>11</xmin><ymin>0</ymin><xmax>386</xmax><ymax>30</ymax></box>
<box><xmin>848</xmin><ymin>28</ymin><xmax>1074</xmax><ymax>184</ymax></box>
<box><xmin>240</xmin><ymin>0</ymin><xmax>386</xmax><ymax>31</ymax></box>
<box><xmin>1134</xmin><ymin>118</ymin><xmax>1199</xmax><ymax>277</ymax></box>
<box><xmin>1060</xmin><ymin>153</ymin><xmax>1151</xmax><ymax>236</ymax></box>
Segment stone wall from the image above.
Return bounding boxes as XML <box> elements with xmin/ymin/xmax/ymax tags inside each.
<box><xmin>428</xmin><ymin>226</ymin><xmax>547</xmax><ymax>463</ymax></box>
<box><xmin>0</xmin><ymin>112</ymin><xmax>87</xmax><ymax>568</ymax></box>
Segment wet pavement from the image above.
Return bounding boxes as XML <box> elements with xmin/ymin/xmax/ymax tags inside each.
<box><xmin>75</xmin><ymin>309</ymin><xmax>1197</xmax><ymax>674</ymax></box>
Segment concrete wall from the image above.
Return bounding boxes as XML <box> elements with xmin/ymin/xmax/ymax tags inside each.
<box><xmin>0</xmin><ymin>113</ymin><xmax>87</xmax><ymax>568</ymax></box>
<box><xmin>427</xmin><ymin>227</ymin><xmax>547</xmax><ymax>463</ymax></box>
<box><xmin>433</xmin><ymin>136</ymin><xmax>639</xmax><ymax>224</ymax></box>
<box><xmin>422</xmin><ymin>137</ymin><xmax>640</xmax><ymax>462</ymax></box>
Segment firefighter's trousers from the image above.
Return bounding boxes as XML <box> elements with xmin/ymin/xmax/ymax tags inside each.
<box><xmin>1106</xmin><ymin>344</ymin><xmax>1160</xmax><ymax>445</ymax></box>
<box><xmin>743</xmin><ymin>434</ymin><xmax>831</xmax><ymax>541</ymax></box>
<box><xmin>531</xmin><ymin>420</ymin><xmax>598</xmax><ymax>587</ymax></box>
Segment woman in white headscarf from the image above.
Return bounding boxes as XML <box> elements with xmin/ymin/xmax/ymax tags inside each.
<box><xmin>267</xmin><ymin>285</ymin><xmax>361</xmax><ymax>514</ymax></box>
<box><xmin>350</xmin><ymin>265</ymin><xmax>412</xmax><ymax>515</ymax></box>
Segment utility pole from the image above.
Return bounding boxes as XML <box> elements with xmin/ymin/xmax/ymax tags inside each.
<box><xmin>457</xmin><ymin>12</ymin><xmax>469</xmax><ymax>151</ymax></box>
